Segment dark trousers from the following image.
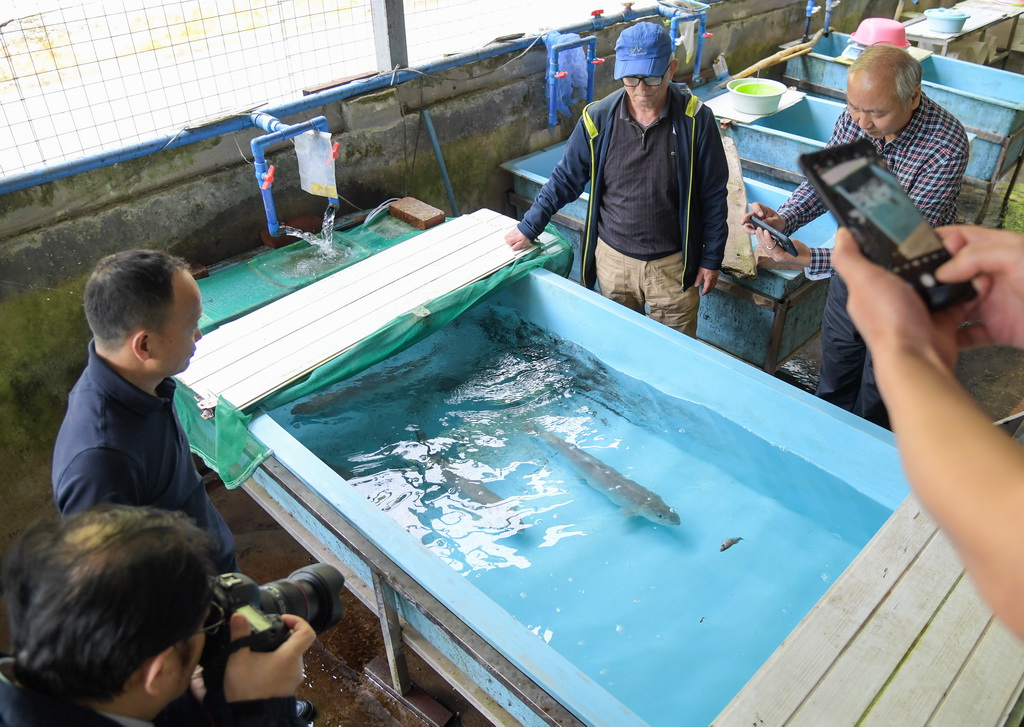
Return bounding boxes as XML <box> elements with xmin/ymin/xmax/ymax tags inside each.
<box><xmin>815</xmin><ymin>275</ymin><xmax>891</xmax><ymax>430</ymax></box>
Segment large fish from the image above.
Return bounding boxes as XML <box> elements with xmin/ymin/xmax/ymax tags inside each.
<box><xmin>415</xmin><ymin>429</ymin><xmax>505</xmax><ymax>507</ymax></box>
<box><xmin>534</xmin><ymin>429</ymin><xmax>680</xmax><ymax>526</ymax></box>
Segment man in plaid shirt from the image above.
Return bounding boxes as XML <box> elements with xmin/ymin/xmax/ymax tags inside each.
<box><xmin>742</xmin><ymin>45</ymin><xmax>968</xmax><ymax>429</ymax></box>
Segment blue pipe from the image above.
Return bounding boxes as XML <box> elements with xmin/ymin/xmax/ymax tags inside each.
<box><xmin>546</xmin><ymin>36</ymin><xmax>598</xmax><ymax>127</ymax></box>
<box><xmin>0</xmin><ymin>7</ymin><xmax>661</xmax><ymax>197</ymax></box>
<box><xmin>658</xmin><ymin>1</ymin><xmax>710</xmax><ymax>87</ymax></box>
<box><xmin>802</xmin><ymin>0</ymin><xmax>817</xmax><ymax>42</ymax></box>
<box><xmin>420</xmin><ymin>108</ymin><xmax>458</xmax><ymax>217</ymax></box>
<box><xmin>823</xmin><ymin>1</ymin><xmax>836</xmax><ymax>37</ymax></box>
<box><xmin>249</xmin><ymin>113</ymin><xmax>332</xmax><ymax>237</ymax></box>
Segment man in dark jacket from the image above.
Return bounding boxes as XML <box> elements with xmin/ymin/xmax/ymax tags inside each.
<box><xmin>0</xmin><ymin>505</ymin><xmax>314</xmax><ymax>726</ymax></box>
<box><xmin>51</xmin><ymin>249</ymin><xmax>238</xmax><ymax>573</ymax></box>
<box><xmin>506</xmin><ymin>21</ymin><xmax>730</xmax><ymax>337</ymax></box>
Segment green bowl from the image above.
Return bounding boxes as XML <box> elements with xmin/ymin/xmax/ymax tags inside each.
<box><xmin>726</xmin><ymin>78</ymin><xmax>786</xmax><ymax>116</ymax></box>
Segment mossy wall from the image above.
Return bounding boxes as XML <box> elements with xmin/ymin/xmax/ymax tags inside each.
<box><xmin>0</xmin><ymin>0</ymin><xmax>903</xmax><ymax>550</ymax></box>
<box><xmin>0</xmin><ymin>276</ymin><xmax>90</xmax><ymax>550</ymax></box>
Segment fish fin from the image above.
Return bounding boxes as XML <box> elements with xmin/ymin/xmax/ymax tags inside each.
<box><xmin>618</xmin><ymin>507</ymin><xmax>638</xmax><ymax>518</ymax></box>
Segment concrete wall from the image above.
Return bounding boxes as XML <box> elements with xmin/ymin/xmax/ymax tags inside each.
<box><xmin>0</xmin><ymin>0</ymin><xmax>894</xmax><ymax>548</ymax></box>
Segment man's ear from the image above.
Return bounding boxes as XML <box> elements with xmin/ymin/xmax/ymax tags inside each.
<box><xmin>909</xmin><ymin>84</ymin><xmax>922</xmax><ymax>111</ymax></box>
<box><xmin>136</xmin><ymin>646</ymin><xmax>175</xmax><ymax>697</ymax></box>
<box><xmin>128</xmin><ymin>330</ymin><xmax>153</xmax><ymax>363</ymax></box>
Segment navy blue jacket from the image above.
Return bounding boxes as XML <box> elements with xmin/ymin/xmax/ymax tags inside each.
<box><xmin>51</xmin><ymin>343</ymin><xmax>237</xmax><ymax>573</ymax></box>
<box><xmin>0</xmin><ymin>658</ymin><xmax>298</xmax><ymax>726</ymax></box>
<box><xmin>517</xmin><ymin>84</ymin><xmax>730</xmax><ymax>290</ymax></box>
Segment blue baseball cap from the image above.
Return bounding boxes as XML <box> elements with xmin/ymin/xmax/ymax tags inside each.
<box><xmin>614</xmin><ymin>22</ymin><xmax>673</xmax><ymax>80</ymax></box>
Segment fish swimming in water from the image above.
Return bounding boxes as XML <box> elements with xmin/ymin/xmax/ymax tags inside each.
<box><xmin>720</xmin><ymin>537</ymin><xmax>743</xmax><ymax>551</ymax></box>
<box><xmin>415</xmin><ymin>429</ymin><xmax>505</xmax><ymax>507</ymax></box>
<box><xmin>533</xmin><ymin>428</ymin><xmax>680</xmax><ymax>526</ymax></box>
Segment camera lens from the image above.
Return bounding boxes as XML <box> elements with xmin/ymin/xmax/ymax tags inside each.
<box><xmin>257</xmin><ymin>563</ymin><xmax>345</xmax><ymax>633</ymax></box>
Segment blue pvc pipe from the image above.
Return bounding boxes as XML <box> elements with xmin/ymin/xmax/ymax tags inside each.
<box><xmin>660</xmin><ymin>1</ymin><xmax>710</xmax><ymax>87</ymax></box>
<box><xmin>803</xmin><ymin>0</ymin><xmax>817</xmax><ymax>42</ymax></box>
<box><xmin>249</xmin><ymin>113</ymin><xmax>329</xmax><ymax>236</ymax></box>
<box><xmin>420</xmin><ymin>108</ymin><xmax>458</xmax><ymax>217</ymax></box>
<box><xmin>823</xmin><ymin>0</ymin><xmax>835</xmax><ymax>37</ymax></box>
<box><xmin>0</xmin><ymin>7</ymin><xmax>659</xmax><ymax>197</ymax></box>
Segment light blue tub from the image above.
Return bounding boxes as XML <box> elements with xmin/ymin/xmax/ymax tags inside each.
<box><xmin>700</xmin><ymin>177</ymin><xmax>836</xmax><ymax>368</ymax></box>
<box><xmin>783</xmin><ymin>32</ymin><xmax>1024</xmax><ymax>183</ymax></box>
<box><xmin>719</xmin><ymin>95</ymin><xmax>844</xmax><ymax>188</ymax></box>
<box><xmin>244</xmin><ymin>266</ymin><xmax>908</xmax><ymax>726</ymax></box>
<box><xmin>501</xmin><ymin>145</ymin><xmax>838</xmax><ymax>370</ymax></box>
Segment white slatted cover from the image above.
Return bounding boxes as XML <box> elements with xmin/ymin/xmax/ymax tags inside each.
<box><xmin>177</xmin><ymin>208</ymin><xmax>534</xmax><ymax>410</ymax></box>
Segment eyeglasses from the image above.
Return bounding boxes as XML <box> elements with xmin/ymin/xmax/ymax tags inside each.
<box><xmin>196</xmin><ymin>602</ymin><xmax>226</xmax><ymax>636</ymax></box>
<box><xmin>622</xmin><ymin>75</ymin><xmax>665</xmax><ymax>87</ymax></box>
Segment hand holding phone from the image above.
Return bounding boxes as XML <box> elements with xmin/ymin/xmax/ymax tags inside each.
<box><xmin>798</xmin><ymin>139</ymin><xmax>975</xmax><ymax>311</ymax></box>
<box><xmin>748</xmin><ymin>215</ymin><xmax>799</xmax><ymax>257</ymax></box>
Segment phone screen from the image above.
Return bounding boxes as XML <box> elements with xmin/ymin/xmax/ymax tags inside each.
<box><xmin>799</xmin><ymin>139</ymin><xmax>975</xmax><ymax>311</ymax></box>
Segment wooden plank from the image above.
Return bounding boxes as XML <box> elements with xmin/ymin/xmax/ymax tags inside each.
<box><xmin>189</xmin><ymin>210</ymin><xmax>516</xmax><ymax>370</ymax></box>
<box><xmin>180</xmin><ymin>209</ymin><xmax>529</xmax><ymax>409</ymax></box>
<box><xmin>184</xmin><ymin>213</ymin><xmax>489</xmax><ymax>375</ymax></box>
<box><xmin>185</xmin><ymin>217</ymin><xmax>492</xmax><ymax>385</ymax></box>
<box><xmin>788</xmin><ymin>530</ymin><xmax>963</xmax><ymax>725</ymax></box>
<box><xmin>859</xmin><ymin>570</ymin><xmax>992</xmax><ymax>725</ymax></box>
<box><xmin>197</xmin><ymin>225</ymin><xmax>513</xmax><ymax>399</ymax></box>
<box><xmin>720</xmin><ymin>136</ymin><xmax>756</xmax><ymax>280</ymax></box>
<box><xmin>928</xmin><ymin>615</ymin><xmax>1024</xmax><ymax>726</ymax></box>
<box><xmin>220</xmin><ymin>240</ymin><xmax>523</xmax><ymax>408</ymax></box>
<box><xmin>712</xmin><ymin>496</ymin><xmax>938</xmax><ymax>726</ymax></box>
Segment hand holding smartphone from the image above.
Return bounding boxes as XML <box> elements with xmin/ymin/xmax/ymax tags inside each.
<box><xmin>798</xmin><ymin>139</ymin><xmax>975</xmax><ymax>311</ymax></box>
<box><xmin>748</xmin><ymin>215</ymin><xmax>799</xmax><ymax>257</ymax></box>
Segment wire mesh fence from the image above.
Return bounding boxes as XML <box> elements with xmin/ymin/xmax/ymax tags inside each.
<box><xmin>405</xmin><ymin>0</ymin><xmax>603</xmax><ymax>63</ymax></box>
<box><xmin>0</xmin><ymin>0</ymin><xmax>609</xmax><ymax>180</ymax></box>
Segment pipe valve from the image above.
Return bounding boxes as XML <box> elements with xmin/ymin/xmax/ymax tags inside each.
<box><xmin>261</xmin><ymin>165</ymin><xmax>276</xmax><ymax>191</ymax></box>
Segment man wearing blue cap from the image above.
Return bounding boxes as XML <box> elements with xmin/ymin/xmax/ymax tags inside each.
<box><xmin>505</xmin><ymin>21</ymin><xmax>729</xmax><ymax>337</ymax></box>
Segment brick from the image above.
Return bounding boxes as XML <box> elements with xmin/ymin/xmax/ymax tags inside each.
<box><xmin>389</xmin><ymin>197</ymin><xmax>445</xmax><ymax>230</ymax></box>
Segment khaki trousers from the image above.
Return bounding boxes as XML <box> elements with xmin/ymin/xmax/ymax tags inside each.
<box><xmin>595</xmin><ymin>238</ymin><xmax>700</xmax><ymax>337</ymax></box>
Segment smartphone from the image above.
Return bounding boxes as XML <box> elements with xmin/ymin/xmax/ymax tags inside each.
<box><xmin>798</xmin><ymin>139</ymin><xmax>975</xmax><ymax>311</ymax></box>
<box><xmin>748</xmin><ymin>214</ymin><xmax>798</xmax><ymax>256</ymax></box>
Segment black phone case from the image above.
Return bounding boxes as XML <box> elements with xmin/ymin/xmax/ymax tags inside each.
<box><xmin>749</xmin><ymin>215</ymin><xmax>798</xmax><ymax>257</ymax></box>
<box><xmin>798</xmin><ymin>139</ymin><xmax>975</xmax><ymax>311</ymax></box>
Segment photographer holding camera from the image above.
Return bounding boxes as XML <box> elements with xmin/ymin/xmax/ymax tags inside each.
<box><xmin>0</xmin><ymin>505</ymin><xmax>322</xmax><ymax>726</ymax></box>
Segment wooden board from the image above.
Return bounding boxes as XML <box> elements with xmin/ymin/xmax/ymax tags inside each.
<box><xmin>178</xmin><ymin>208</ymin><xmax>534</xmax><ymax>410</ymax></box>
<box><xmin>720</xmin><ymin>136</ymin><xmax>757</xmax><ymax>280</ymax></box>
<box><xmin>712</xmin><ymin>495</ymin><xmax>1024</xmax><ymax>726</ymax></box>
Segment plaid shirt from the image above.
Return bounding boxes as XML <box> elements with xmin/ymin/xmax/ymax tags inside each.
<box><xmin>779</xmin><ymin>95</ymin><xmax>969</xmax><ymax>279</ymax></box>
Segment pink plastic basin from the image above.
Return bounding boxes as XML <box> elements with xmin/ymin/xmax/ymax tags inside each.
<box><xmin>850</xmin><ymin>17</ymin><xmax>911</xmax><ymax>48</ymax></box>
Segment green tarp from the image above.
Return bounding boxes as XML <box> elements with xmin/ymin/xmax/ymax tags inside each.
<box><xmin>176</xmin><ymin>216</ymin><xmax>571</xmax><ymax>488</ymax></box>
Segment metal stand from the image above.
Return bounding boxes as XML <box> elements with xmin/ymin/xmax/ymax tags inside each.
<box><xmin>364</xmin><ymin>654</ymin><xmax>453</xmax><ymax>727</ymax></box>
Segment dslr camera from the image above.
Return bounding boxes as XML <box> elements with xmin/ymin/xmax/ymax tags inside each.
<box><xmin>201</xmin><ymin>563</ymin><xmax>345</xmax><ymax>661</ymax></box>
